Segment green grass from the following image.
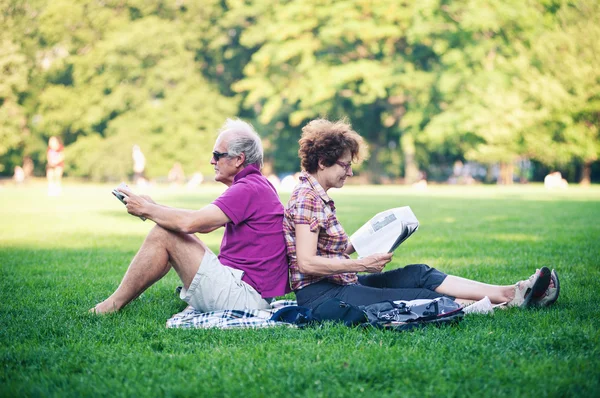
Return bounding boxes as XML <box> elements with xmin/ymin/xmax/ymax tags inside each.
<box><xmin>1</xmin><ymin>181</ymin><xmax>599</xmax><ymax>397</ymax></box>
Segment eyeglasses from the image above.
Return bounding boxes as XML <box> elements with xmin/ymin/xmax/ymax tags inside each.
<box><xmin>212</xmin><ymin>151</ymin><xmax>229</xmax><ymax>161</ymax></box>
<box><xmin>335</xmin><ymin>160</ymin><xmax>352</xmax><ymax>172</ymax></box>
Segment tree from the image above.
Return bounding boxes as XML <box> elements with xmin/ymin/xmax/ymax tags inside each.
<box><xmin>32</xmin><ymin>1</ymin><xmax>238</xmax><ymax>180</ymax></box>
<box><xmin>0</xmin><ymin>1</ymin><xmax>42</xmax><ymax>173</ymax></box>
<box><xmin>520</xmin><ymin>0</ymin><xmax>600</xmax><ymax>184</ymax></box>
<box><xmin>417</xmin><ymin>0</ymin><xmax>599</xmax><ymax>184</ymax></box>
<box><xmin>1</xmin><ymin>0</ymin><xmax>597</xmax><ymax>184</ymax></box>
<box><xmin>415</xmin><ymin>0</ymin><xmax>551</xmax><ymax>183</ymax></box>
<box><xmin>232</xmin><ymin>0</ymin><xmax>432</xmax><ymax>181</ymax></box>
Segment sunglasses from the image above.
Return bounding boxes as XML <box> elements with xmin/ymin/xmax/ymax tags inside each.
<box><xmin>212</xmin><ymin>151</ymin><xmax>229</xmax><ymax>161</ymax></box>
<box><xmin>335</xmin><ymin>160</ymin><xmax>352</xmax><ymax>172</ymax></box>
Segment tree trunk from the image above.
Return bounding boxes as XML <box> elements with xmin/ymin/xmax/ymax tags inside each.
<box><xmin>401</xmin><ymin>133</ymin><xmax>419</xmax><ymax>184</ymax></box>
<box><xmin>498</xmin><ymin>162</ymin><xmax>514</xmax><ymax>185</ymax></box>
<box><xmin>580</xmin><ymin>161</ymin><xmax>592</xmax><ymax>186</ymax></box>
<box><xmin>367</xmin><ymin>143</ymin><xmax>383</xmax><ymax>184</ymax></box>
<box><xmin>485</xmin><ymin>165</ymin><xmax>494</xmax><ymax>184</ymax></box>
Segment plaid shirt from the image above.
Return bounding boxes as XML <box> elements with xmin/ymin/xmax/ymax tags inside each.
<box><xmin>283</xmin><ymin>171</ymin><xmax>358</xmax><ymax>291</ymax></box>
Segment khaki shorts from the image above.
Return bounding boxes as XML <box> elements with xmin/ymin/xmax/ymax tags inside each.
<box><xmin>179</xmin><ymin>248</ymin><xmax>271</xmax><ymax>312</ymax></box>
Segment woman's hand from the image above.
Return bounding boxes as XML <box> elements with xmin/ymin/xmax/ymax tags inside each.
<box><xmin>359</xmin><ymin>252</ymin><xmax>393</xmax><ymax>273</ymax></box>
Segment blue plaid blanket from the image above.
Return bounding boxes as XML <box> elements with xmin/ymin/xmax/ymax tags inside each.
<box><xmin>166</xmin><ymin>300</ymin><xmax>299</xmax><ymax>329</ymax></box>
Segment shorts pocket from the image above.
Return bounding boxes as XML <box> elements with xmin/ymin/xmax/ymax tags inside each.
<box><xmin>226</xmin><ymin>266</ymin><xmax>245</xmax><ymax>287</ymax></box>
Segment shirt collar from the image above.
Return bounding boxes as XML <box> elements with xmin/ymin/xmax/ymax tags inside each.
<box><xmin>299</xmin><ymin>170</ymin><xmax>334</xmax><ymax>206</ymax></box>
<box><xmin>233</xmin><ymin>162</ymin><xmax>261</xmax><ymax>183</ymax></box>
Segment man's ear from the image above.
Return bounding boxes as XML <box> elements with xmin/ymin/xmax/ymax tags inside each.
<box><xmin>236</xmin><ymin>152</ymin><xmax>246</xmax><ymax>168</ymax></box>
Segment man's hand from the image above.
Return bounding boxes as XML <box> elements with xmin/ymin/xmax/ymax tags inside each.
<box><xmin>116</xmin><ymin>186</ymin><xmax>151</xmax><ymax>220</ymax></box>
<box><xmin>359</xmin><ymin>252</ymin><xmax>393</xmax><ymax>273</ymax></box>
<box><xmin>140</xmin><ymin>195</ymin><xmax>157</xmax><ymax>205</ymax></box>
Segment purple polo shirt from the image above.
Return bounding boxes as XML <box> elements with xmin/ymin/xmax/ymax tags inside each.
<box><xmin>212</xmin><ymin>163</ymin><xmax>290</xmax><ymax>298</ymax></box>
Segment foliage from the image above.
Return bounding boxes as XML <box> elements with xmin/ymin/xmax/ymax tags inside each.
<box><xmin>231</xmin><ymin>0</ymin><xmax>425</xmax><ymax>181</ymax></box>
<box><xmin>33</xmin><ymin>2</ymin><xmax>238</xmax><ymax>179</ymax></box>
<box><xmin>0</xmin><ymin>2</ymin><xmax>36</xmax><ymax>172</ymax></box>
<box><xmin>0</xmin><ymin>0</ymin><xmax>598</xmax><ymax>182</ymax></box>
<box><xmin>522</xmin><ymin>0</ymin><xmax>600</xmax><ymax>173</ymax></box>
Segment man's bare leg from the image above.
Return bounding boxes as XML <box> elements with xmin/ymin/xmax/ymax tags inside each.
<box><xmin>435</xmin><ymin>275</ymin><xmax>515</xmax><ymax>305</ymax></box>
<box><xmin>91</xmin><ymin>225</ymin><xmax>208</xmax><ymax>313</ymax></box>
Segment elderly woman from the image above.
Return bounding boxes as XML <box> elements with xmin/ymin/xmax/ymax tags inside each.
<box><xmin>283</xmin><ymin>119</ymin><xmax>559</xmax><ymax>310</ymax></box>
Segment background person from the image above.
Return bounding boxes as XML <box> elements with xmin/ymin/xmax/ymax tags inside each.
<box><xmin>91</xmin><ymin>119</ymin><xmax>290</xmax><ymax>314</ymax></box>
<box><xmin>132</xmin><ymin>144</ymin><xmax>146</xmax><ymax>186</ymax></box>
<box><xmin>23</xmin><ymin>156</ymin><xmax>34</xmax><ymax>181</ymax></box>
<box><xmin>168</xmin><ymin>162</ymin><xmax>186</xmax><ymax>186</ymax></box>
<box><xmin>283</xmin><ymin>119</ymin><xmax>559</xmax><ymax>311</ymax></box>
<box><xmin>46</xmin><ymin>136</ymin><xmax>65</xmax><ymax>196</ymax></box>
<box><xmin>13</xmin><ymin>166</ymin><xmax>25</xmax><ymax>184</ymax></box>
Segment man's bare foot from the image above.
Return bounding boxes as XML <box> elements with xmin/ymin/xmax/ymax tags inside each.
<box><xmin>89</xmin><ymin>300</ymin><xmax>119</xmax><ymax>314</ymax></box>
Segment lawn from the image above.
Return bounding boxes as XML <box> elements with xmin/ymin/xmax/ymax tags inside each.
<box><xmin>1</xmin><ymin>181</ymin><xmax>599</xmax><ymax>397</ymax></box>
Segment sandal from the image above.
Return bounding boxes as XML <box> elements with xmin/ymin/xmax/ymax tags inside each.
<box><xmin>533</xmin><ymin>269</ymin><xmax>560</xmax><ymax>307</ymax></box>
<box><xmin>508</xmin><ymin>267</ymin><xmax>551</xmax><ymax>308</ymax></box>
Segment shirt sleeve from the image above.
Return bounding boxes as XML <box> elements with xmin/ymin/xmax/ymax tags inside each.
<box><xmin>293</xmin><ymin>190</ymin><xmax>327</xmax><ymax>233</ymax></box>
<box><xmin>212</xmin><ymin>181</ymin><xmax>253</xmax><ymax>225</ymax></box>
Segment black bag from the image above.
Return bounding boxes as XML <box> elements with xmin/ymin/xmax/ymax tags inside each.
<box><xmin>311</xmin><ymin>298</ymin><xmax>369</xmax><ymax>326</ymax></box>
<box><xmin>271</xmin><ymin>297</ymin><xmax>464</xmax><ymax>331</ymax></box>
<box><xmin>270</xmin><ymin>305</ymin><xmax>314</xmax><ymax>327</ymax></box>
<box><xmin>269</xmin><ymin>299</ymin><xmax>368</xmax><ymax>328</ymax></box>
<box><xmin>361</xmin><ymin>297</ymin><xmax>464</xmax><ymax>331</ymax></box>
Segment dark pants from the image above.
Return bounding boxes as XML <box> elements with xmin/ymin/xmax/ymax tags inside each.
<box><xmin>295</xmin><ymin>264</ymin><xmax>453</xmax><ymax>309</ymax></box>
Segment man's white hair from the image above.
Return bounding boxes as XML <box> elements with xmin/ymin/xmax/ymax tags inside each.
<box><xmin>218</xmin><ymin>118</ymin><xmax>263</xmax><ymax>168</ymax></box>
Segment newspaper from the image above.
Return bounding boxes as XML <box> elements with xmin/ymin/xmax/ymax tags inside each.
<box><xmin>349</xmin><ymin>206</ymin><xmax>419</xmax><ymax>258</ymax></box>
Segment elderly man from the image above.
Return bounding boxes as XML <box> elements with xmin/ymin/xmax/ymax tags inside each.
<box><xmin>91</xmin><ymin>119</ymin><xmax>290</xmax><ymax>314</ymax></box>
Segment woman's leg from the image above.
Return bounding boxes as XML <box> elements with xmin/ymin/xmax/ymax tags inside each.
<box><xmin>359</xmin><ymin>264</ymin><xmax>516</xmax><ymax>305</ymax></box>
<box><xmin>55</xmin><ymin>165</ymin><xmax>63</xmax><ymax>187</ymax></box>
<box><xmin>437</xmin><ymin>267</ymin><xmax>552</xmax><ymax>307</ymax></box>
<box><xmin>295</xmin><ymin>278</ymin><xmax>448</xmax><ymax>309</ymax></box>
<box><xmin>47</xmin><ymin>167</ymin><xmax>56</xmax><ymax>195</ymax></box>
<box><xmin>46</xmin><ymin>167</ymin><xmax>53</xmax><ymax>185</ymax></box>
<box><xmin>336</xmin><ymin>284</ymin><xmax>447</xmax><ymax>307</ymax></box>
<box><xmin>359</xmin><ymin>264</ymin><xmax>449</xmax><ymax>292</ymax></box>
<box><xmin>434</xmin><ymin>275</ymin><xmax>515</xmax><ymax>305</ymax></box>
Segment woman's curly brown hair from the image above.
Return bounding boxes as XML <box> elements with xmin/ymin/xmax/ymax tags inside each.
<box><xmin>298</xmin><ymin>118</ymin><xmax>367</xmax><ymax>173</ymax></box>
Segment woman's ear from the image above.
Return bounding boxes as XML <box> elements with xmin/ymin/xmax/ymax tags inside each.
<box><xmin>317</xmin><ymin>159</ymin><xmax>325</xmax><ymax>170</ymax></box>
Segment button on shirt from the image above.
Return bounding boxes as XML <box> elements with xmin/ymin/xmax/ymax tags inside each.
<box><xmin>283</xmin><ymin>171</ymin><xmax>358</xmax><ymax>291</ymax></box>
